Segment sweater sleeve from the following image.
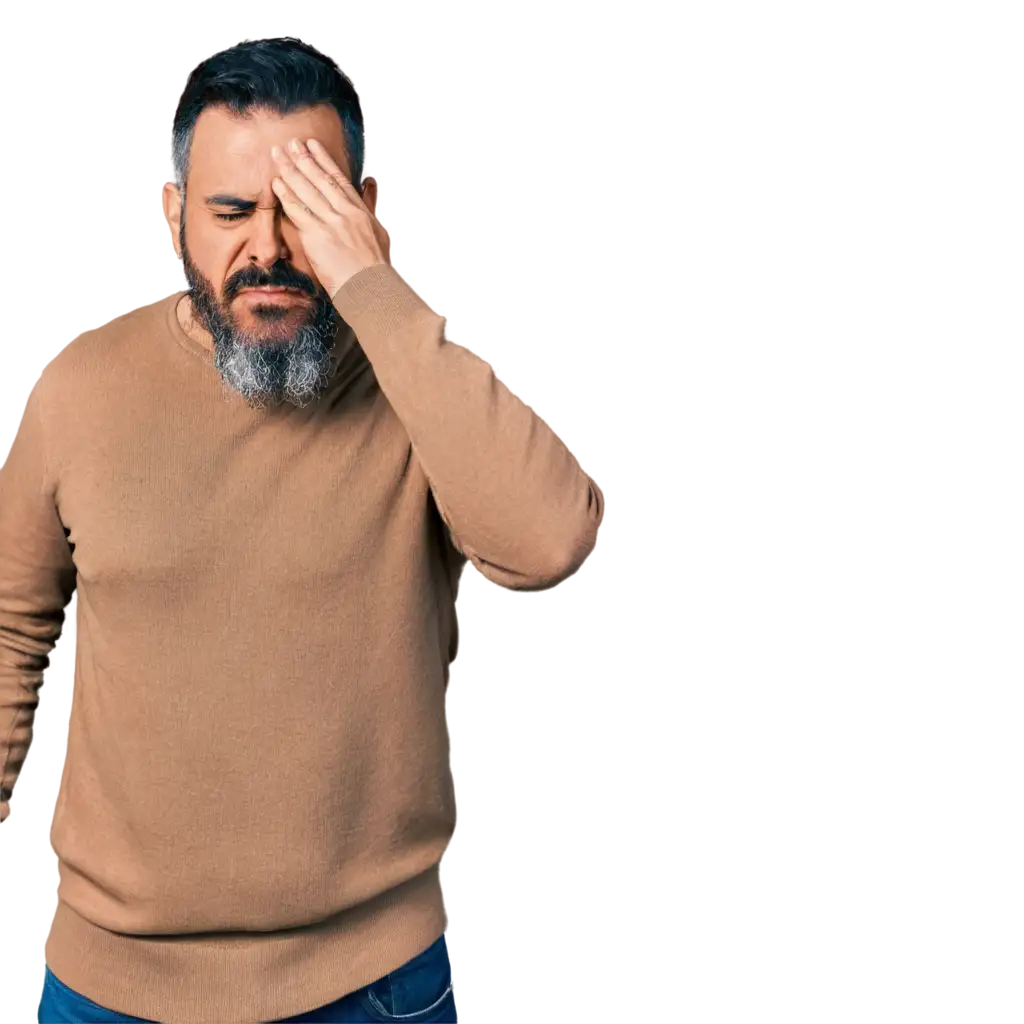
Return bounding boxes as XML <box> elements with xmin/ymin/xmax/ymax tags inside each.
<box><xmin>0</xmin><ymin>374</ymin><xmax>77</xmax><ymax>824</ymax></box>
<box><xmin>332</xmin><ymin>263</ymin><xmax>605</xmax><ymax>591</ymax></box>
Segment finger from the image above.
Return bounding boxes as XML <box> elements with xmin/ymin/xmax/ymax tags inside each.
<box><xmin>271</xmin><ymin>175</ymin><xmax>318</xmax><ymax>228</ymax></box>
<box><xmin>273</xmin><ymin>144</ymin><xmax>335</xmax><ymax>222</ymax></box>
<box><xmin>305</xmin><ymin>138</ymin><xmax>368</xmax><ymax>212</ymax></box>
<box><xmin>284</xmin><ymin>139</ymin><xmax>352</xmax><ymax>215</ymax></box>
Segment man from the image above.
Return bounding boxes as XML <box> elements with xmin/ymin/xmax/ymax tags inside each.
<box><xmin>1</xmin><ymin>36</ymin><xmax>605</xmax><ymax>1024</ymax></box>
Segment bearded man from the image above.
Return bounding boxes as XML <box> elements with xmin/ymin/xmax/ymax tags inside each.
<box><xmin>0</xmin><ymin>34</ymin><xmax>605</xmax><ymax>1024</ymax></box>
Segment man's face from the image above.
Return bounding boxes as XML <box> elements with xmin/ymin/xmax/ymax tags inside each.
<box><xmin>166</xmin><ymin>104</ymin><xmax>355</xmax><ymax>408</ymax></box>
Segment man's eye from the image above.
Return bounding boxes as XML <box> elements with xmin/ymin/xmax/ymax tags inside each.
<box><xmin>215</xmin><ymin>212</ymin><xmax>248</xmax><ymax>221</ymax></box>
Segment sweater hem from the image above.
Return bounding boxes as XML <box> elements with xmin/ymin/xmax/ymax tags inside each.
<box><xmin>42</xmin><ymin>861</ymin><xmax>448</xmax><ymax>1024</ymax></box>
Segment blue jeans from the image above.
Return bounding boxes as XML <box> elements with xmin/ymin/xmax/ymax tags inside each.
<box><xmin>37</xmin><ymin>932</ymin><xmax>457</xmax><ymax>1023</ymax></box>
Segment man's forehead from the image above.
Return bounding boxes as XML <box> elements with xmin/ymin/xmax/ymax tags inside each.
<box><xmin>190</xmin><ymin>104</ymin><xmax>351</xmax><ymax>177</ymax></box>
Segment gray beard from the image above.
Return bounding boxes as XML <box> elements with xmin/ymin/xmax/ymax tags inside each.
<box><xmin>180</xmin><ymin>226</ymin><xmax>342</xmax><ymax>410</ymax></box>
<box><xmin>208</xmin><ymin>308</ymin><xmax>340</xmax><ymax>410</ymax></box>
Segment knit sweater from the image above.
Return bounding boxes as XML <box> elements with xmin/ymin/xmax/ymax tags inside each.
<box><xmin>0</xmin><ymin>262</ymin><xmax>604</xmax><ymax>1024</ymax></box>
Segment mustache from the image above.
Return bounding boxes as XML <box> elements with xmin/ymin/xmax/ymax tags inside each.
<box><xmin>223</xmin><ymin>263</ymin><xmax>319</xmax><ymax>301</ymax></box>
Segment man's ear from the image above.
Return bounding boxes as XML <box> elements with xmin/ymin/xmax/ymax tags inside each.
<box><xmin>359</xmin><ymin>176</ymin><xmax>378</xmax><ymax>217</ymax></box>
<box><xmin>162</xmin><ymin>182</ymin><xmax>184</xmax><ymax>259</ymax></box>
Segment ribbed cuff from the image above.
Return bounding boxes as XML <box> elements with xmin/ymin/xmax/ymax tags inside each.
<box><xmin>331</xmin><ymin>263</ymin><xmax>438</xmax><ymax>342</ymax></box>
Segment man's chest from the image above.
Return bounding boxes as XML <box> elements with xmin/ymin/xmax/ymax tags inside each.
<box><xmin>54</xmin><ymin>392</ymin><xmax>429</xmax><ymax>590</ymax></box>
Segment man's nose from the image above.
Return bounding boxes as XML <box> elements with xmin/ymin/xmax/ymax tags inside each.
<box><xmin>246</xmin><ymin>205</ymin><xmax>291</xmax><ymax>265</ymax></box>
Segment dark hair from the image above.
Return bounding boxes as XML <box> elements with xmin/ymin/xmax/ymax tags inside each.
<box><xmin>171</xmin><ymin>36</ymin><xmax>364</xmax><ymax>202</ymax></box>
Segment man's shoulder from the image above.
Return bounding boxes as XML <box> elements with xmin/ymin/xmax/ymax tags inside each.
<box><xmin>39</xmin><ymin>289</ymin><xmax>178</xmax><ymax>397</ymax></box>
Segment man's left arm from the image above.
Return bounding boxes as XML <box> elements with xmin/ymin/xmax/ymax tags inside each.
<box><xmin>266</xmin><ymin>136</ymin><xmax>604</xmax><ymax>589</ymax></box>
<box><xmin>332</xmin><ymin>263</ymin><xmax>605</xmax><ymax>591</ymax></box>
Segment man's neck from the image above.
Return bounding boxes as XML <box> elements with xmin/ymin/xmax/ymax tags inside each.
<box><xmin>176</xmin><ymin>293</ymin><xmax>215</xmax><ymax>354</ymax></box>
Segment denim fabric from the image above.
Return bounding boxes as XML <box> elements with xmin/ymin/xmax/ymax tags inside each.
<box><xmin>37</xmin><ymin>932</ymin><xmax>456</xmax><ymax>1023</ymax></box>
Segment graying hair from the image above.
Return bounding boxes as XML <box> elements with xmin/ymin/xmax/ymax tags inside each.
<box><xmin>170</xmin><ymin>37</ymin><xmax>365</xmax><ymax>205</ymax></box>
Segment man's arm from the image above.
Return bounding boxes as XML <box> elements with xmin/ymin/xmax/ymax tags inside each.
<box><xmin>0</xmin><ymin>374</ymin><xmax>77</xmax><ymax>824</ymax></box>
<box><xmin>332</xmin><ymin>263</ymin><xmax>605</xmax><ymax>591</ymax></box>
<box><xmin>268</xmin><ymin>136</ymin><xmax>603</xmax><ymax>589</ymax></box>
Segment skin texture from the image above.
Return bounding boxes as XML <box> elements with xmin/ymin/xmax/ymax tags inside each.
<box><xmin>161</xmin><ymin>104</ymin><xmax>388</xmax><ymax>408</ymax></box>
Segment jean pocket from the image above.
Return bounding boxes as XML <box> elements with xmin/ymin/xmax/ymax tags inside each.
<box><xmin>357</xmin><ymin>934</ymin><xmax>455</xmax><ymax>1022</ymax></box>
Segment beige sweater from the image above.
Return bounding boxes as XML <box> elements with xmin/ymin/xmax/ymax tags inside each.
<box><xmin>0</xmin><ymin>262</ymin><xmax>604</xmax><ymax>1023</ymax></box>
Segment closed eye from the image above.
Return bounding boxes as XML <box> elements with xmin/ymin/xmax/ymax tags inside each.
<box><xmin>215</xmin><ymin>212</ymin><xmax>248</xmax><ymax>221</ymax></box>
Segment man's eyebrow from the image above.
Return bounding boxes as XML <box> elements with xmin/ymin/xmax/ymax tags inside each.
<box><xmin>204</xmin><ymin>194</ymin><xmax>260</xmax><ymax>210</ymax></box>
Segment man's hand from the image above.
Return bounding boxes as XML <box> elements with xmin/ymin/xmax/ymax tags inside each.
<box><xmin>270</xmin><ymin>136</ymin><xmax>391</xmax><ymax>297</ymax></box>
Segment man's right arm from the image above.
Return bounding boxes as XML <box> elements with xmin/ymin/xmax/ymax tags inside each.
<box><xmin>0</xmin><ymin>373</ymin><xmax>77</xmax><ymax>825</ymax></box>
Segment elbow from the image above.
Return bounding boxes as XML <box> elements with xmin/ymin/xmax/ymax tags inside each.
<box><xmin>471</xmin><ymin>476</ymin><xmax>605</xmax><ymax>591</ymax></box>
<box><xmin>539</xmin><ymin>476</ymin><xmax>605</xmax><ymax>587</ymax></box>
